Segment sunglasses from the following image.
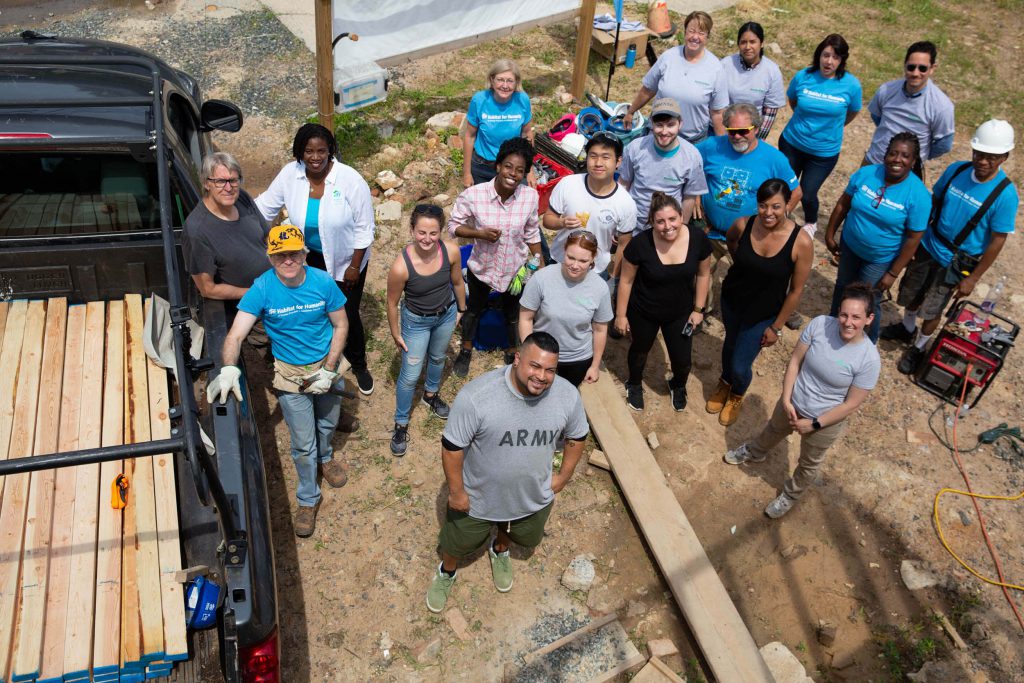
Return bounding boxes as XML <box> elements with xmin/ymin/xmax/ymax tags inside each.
<box><xmin>905</xmin><ymin>63</ymin><xmax>930</xmax><ymax>73</ymax></box>
<box><xmin>726</xmin><ymin>125</ymin><xmax>756</xmax><ymax>136</ymax></box>
<box><xmin>567</xmin><ymin>229</ymin><xmax>598</xmax><ymax>246</ymax></box>
<box><xmin>872</xmin><ymin>185</ymin><xmax>888</xmax><ymax>209</ymax></box>
<box><xmin>413</xmin><ymin>203</ymin><xmax>444</xmax><ymax>217</ymax></box>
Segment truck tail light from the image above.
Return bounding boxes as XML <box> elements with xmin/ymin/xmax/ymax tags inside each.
<box><xmin>239</xmin><ymin>627</ymin><xmax>281</xmax><ymax>683</ymax></box>
<box><xmin>0</xmin><ymin>132</ymin><xmax>52</xmax><ymax>138</ymax></box>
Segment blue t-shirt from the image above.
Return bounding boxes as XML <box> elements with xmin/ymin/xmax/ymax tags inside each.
<box><xmin>466</xmin><ymin>89</ymin><xmax>532</xmax><ymax>161</ymax></box>
<box><xmin>305</xmin><ymin>197</ymin><xmax>322</xmax><ymax>252</ymax></box>
<box><xmin>921</xmin><ymin>161</ymin><xmax>1019</xmax><ymax>266</ymax></box>
<box><xmin>841</xmin><ymin>165</ymin><xmax>931</xmax><ymax>264</ymax></box>
<box><xmin>782</xmin><ymin>68</ymin><xmax>862</xmax><ymax>157</ymax></box>
<box><xmin>238</xmin><ymin>266</ymin><xmax>346</xmax><ymax>365</ymax></box>
<box><xmin>696</xmin><ymin>136</ymin><xmax>799</xmax><ymax>238</ymax></box>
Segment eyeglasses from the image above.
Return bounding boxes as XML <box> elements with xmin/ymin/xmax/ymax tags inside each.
<box><xmin>567</xmin><ymin>229</ymin><xmax>598</xmax><ymax>246</ymax></box>
<box><xmin>271</xmin><ymin>250</ymin><xmax>305</xmax><ymax>263</ymax></box>
<box><xmin>872</xmin><ymin>185</ymin><xmax>888</xmax><ymax>209</ymax></box>
<box><xmin>492</xmin><ymin>77</ymin><xmax>516</xmax><ymax>85</ymax></box>
<box><xmin>904</xmin><ymin>63</ymin><xmax>930</xmax><ymax>73</ymax></box>
<box><xmin>208</xmin><ymin>177</ymin><xmax>242</xmax><ymax>188</ymax></box>
<box><xmin>726</xmin><ymin>125</ymin><xmax>756</xmax><ymax>136</ymax></box>
<box><xmin>685</xmin><ymin>27</ymin><xmax>708</xmax><ymax>37</ymax></box>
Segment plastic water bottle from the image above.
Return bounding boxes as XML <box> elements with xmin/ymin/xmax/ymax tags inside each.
<box><xmin>975</xmin><ymin>276</ymin><xmax>1006</xmax><ymax>324</ymax></box>
<box><xmin>625</xmin><ymin>44</ymin><xmax>637</xmax><ymax>69</ymax></box>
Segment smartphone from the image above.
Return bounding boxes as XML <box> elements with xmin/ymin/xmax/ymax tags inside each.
<box><xmin>681</xmin><ymin>321</ymin><xmax>694</xmax><ymax>337</ymax></box>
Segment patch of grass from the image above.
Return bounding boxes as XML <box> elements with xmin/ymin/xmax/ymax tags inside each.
<box><xmin>874</xmin><ymin>622</ymin><xmax>945</xmax><ymax>681</ymax></box>
<box><xmin>947</xmin><ymin>589</ymin><xmax>983</xmax><ymax>633</ymax></box>
<box><xmin>685</xmin><ymin>658</ymin><xmax>707</xmax><ymax>683</ymax></box>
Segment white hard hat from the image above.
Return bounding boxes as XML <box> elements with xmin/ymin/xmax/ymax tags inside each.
<box><xmin>560</xmin><ymin>132</ymin><xmax>587</xmax><ymax>159</ymax></box>
<box><xmin>971</xmin><ymin>119</ymin><xmax>1015</xmax><ymax>154</ymax></box>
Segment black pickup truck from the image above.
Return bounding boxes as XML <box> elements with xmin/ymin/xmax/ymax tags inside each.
<box><xmin>0</xmin><ymin>33</ymin><xmax>279</xmax><ymax>682</ymax></box>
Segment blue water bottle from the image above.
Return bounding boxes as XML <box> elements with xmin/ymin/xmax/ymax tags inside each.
<box><xmin>625</xmin><ymin>44</ymin><xmax>636</xmax><ymax>69</ymax></box>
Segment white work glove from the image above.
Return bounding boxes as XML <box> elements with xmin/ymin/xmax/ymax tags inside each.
<box><xmin>206</xmin><ymin>365</ymin><xmax>242</xmax><ymax>404</ymax></box>
<box><xmin>303</xmin><ymin>366</ymin><xmax>339</xmax><ymax>394</ymax></box>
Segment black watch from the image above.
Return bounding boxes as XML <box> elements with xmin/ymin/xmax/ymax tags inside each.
<box><xmin>812</xmin><ymin>419</ymin><xmax>822</xmax><ymax>431</ymax></box>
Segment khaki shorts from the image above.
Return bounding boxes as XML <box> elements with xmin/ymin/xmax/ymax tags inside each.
<box><xmin>896</xmin><ymin>247</ymin><xmax>955</xmax><ymax>320</ymax></box>
<box><xmin>438</xmin><ymin>501</ymin><xmax>554</xmax><ymax>558</ymax></box>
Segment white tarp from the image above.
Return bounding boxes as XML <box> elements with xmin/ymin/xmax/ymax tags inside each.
<box><xmin>331</xmin><ymin>0</ymin><xmax>582</xmax><ymax>69</ymax></box>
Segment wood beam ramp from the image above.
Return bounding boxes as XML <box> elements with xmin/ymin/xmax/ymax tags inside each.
<box><xmin>580</xmin><ymin>371</ymin><xmax>774</xmax><ymax>683</ymax></box>
<box><xmin>0</xmin><ymin>296</ymin><xmax>187</xmax><ymax>683</ymax></box>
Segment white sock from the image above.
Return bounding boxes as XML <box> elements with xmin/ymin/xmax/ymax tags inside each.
<box><xmin>914</xmin><ymin>332</ymin><xmax>932</xmax><ymax>350</ymax></box>
<box><xmin>902</xmin><ymin>311</ymin><xmax>918</xmax><ymax>332</ymax></box>
<box><xmin>801</xmin><ymin>222</ymin><xmax>817</xmax><ymax>238</ymax></box>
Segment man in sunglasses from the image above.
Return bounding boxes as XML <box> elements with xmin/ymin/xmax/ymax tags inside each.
<box><xmin>864</xmin><ymin>41</ymin><xmax>955</xmax><ymax>179</ymax></box>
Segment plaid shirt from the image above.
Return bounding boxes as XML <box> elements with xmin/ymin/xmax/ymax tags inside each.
<box><xmin>447</xmin><ymin>181</ymin><xmax>541</xmax><ymax>291</ymax></box>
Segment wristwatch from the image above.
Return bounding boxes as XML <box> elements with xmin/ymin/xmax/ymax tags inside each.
<box><xmin>693</xmin><ymin>305</ymin><xmax>707</xmax><ymax>314</ymax></box>
<box><xmin>770</xmin><ymin>325</ymin><xmax>783</xmax><ymax>336</ymax></box>
<box><xmin>812</xmin><ymin>419</ymin><xmax>822</xmax><ymax>431</ymax></box>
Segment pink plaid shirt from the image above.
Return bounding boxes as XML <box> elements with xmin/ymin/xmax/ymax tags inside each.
<box><xmin>447</xmin><ymin>181</ymin><xmax>541</xmax><ymax>291</ymax></box>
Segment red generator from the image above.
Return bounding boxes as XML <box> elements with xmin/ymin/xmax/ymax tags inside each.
<box><xmin>914</xmin><ymin>300</ymin><xmax>1019</xmax><ymax>408</ymax></box>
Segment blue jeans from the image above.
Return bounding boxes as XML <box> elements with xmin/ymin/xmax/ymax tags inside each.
<box><xmin>720</xmin><ymin>295</ymin><xmax>775</xmax><ymax>396</ymax></box>
<box><xmin>830</xmin><ymin>242</ymin><xmax>889</xmax><ymax>342</ymax></box>
<box><xmin>277</xmin><ymin>391</ymin><xmax>342</xmax><ymax>507</ymax></box>
<box><xmin>779</xmin><ymin>134</ymin><xmax>840</xmax><ymax>225</ymax></box>
<box><xmin>395</xmin><ymin>303</ymin><xmax>458</xmax><ymax>425</ymax></box>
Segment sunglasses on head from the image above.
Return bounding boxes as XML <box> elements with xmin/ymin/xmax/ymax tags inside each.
<box><xmin>567</xmin><ymin>229</ymin><xmax>598</xmax><ymax>245</ymax></box>
<box><xmin>905</xmin><ymin>63</ymin><xmax>930</xmax><ymax>73</ymax></box>
<box><xmin>726</xmin><ymin>125</ymin><xmax>756</xmax><ymax>136</ymax></box>
<box><xmin>413</xmin><ymin>204</ymin><xmax>444</xmax><ymax>217</ymax></box>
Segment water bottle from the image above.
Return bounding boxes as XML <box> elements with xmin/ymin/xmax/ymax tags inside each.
<box><xmin>625</xmin><ymin>44</ymin><xmax>637</xmax><ymax>69</ymax></box>
<box><xmin>975</xmin><ymin>276</ymin><xmax>1006</xmax><ymax>324</ymax></box>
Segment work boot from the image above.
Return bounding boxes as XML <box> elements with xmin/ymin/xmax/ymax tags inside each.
<box><xmin>898</xmin><ymin>346</ymin><xmax>925</xmax><ymax>375</ymax></box>
<box><xmin>453</xmin><ymin>348</ymin><xmax>472</xmax><ymax>378</ymax></box>
<box><xmin>880</xmin><ymin>321</ymin><xmax>916</xmax><ymax>344</ymax></box>
<box><xmin>319</xmin><ymin>459</ymin><xmax>348</xmax><ymax>488</ymax></box>
<box><xmin>705</xmin><ymin>379</ymin><xmax>731</xmax><ymax>414</ymax></box>
<box><xmin>503</xmin><ymin>350</ymin><xmax>516</xmax><ymax>365</ymax></box>
<box><xmin>718</xmin><ymin>393</ymin><xmax>745</xmax><ymax>426</ymax></box>
<box><xmin>337</xmin><ymin>412</ymin><xmax>360</xmax><ymax>433</ymax></box>
<box><xmin>293</xmin><ymin>499</ymin><xmax>321</xmax><ymax>538</ymax></box>
<box><xmin>426</xmin><ymin>565</ymin><xmax>457</xmax><ymax>613</ymax></box>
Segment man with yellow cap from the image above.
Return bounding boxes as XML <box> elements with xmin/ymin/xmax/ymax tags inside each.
<box><xmin>208</xmin><ymin>225</ymin><xmax>350</xmax><ymax>536</ymax></box>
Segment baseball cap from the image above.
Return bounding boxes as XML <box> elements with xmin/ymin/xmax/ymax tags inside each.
<box><xmin>650</xmin><ymin>97</ymin><xmax>682</xmax><ymax>120</ymax></box>
<box><xmin>267</xmin><ymin>225</ymin><xmax>305</xmax><ymax>255</ymax></box>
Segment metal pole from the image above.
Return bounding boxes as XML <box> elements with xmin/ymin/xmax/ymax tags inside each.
<box><xmin>605</xmin><ymin>22</ymin><xmax>621</xmax><ymax>101</ymax></box>
<box><xmin>0</xmin><ymin>439</ymin><xmax>185</xmax><ymax>477</ymax></box>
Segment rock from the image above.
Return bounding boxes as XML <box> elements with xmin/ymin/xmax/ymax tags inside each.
<box><xmin>758</xmin><ymin>642</ymin><xmax>814</xmax><ymax>683</ymax></box>
<box><xmin>780</xmin><ymin>544</ymin><xmax>808</xmax><ymax>560</ymax></box>
<box><xmin>969</xmin><ymin>623</ymin><xmax>988</xmax><ymax>642</ymax></box>
<box><xmin>432</xmin><ymin>193</ymin><xmax>451</xmax><ymax>206</ymax></box>
<box><xmin>445</xmin><ymin>607</ymin><xmax>470</xmax><ymax>640</ymax></box>
<box><xmin>647</xmin><ymin>638</ymin><xmax>679</xmax><ymax>659</ymax></box>
<box><xmin>959</xmin><ymin>510</ymin><xmax>972</xmax><ymax>526</ymax></box>
<box><xmin>908</xmin><ymin>661</ymin><xmax>956</xmax><ymax>682</ymax></box>
<box><xmin>447</xmin><ymin>134</ymin><xmax>464</xmax><ymax>150</ymax></box>
<box><xmin>412</xmin><ymin>636</ymin><xmax>442</xmax><ymax>662</ymax></box>
<box><xmin>402</xmin><ymin>160</ymin><xmax>446</xmax><ymax>180</ymax></box>
<box><xmin>412</xmin><ymin>479</ymin><xmax>424</xmax><ymax>488</ymax></box>
<box><xmin>817</xmin><ymin>620</ymin><xmax>837</xmax><ymax>647</ymax></box>
<box><xmin>557</xmin><ymin>91</ymin><xmax>574</xmax><ymax>106</ymax></box>
<box><xmin>768</xmin><ymin>42</ymin><xmax>782</xmax><ymax>55</ymax></box>
<box><xmin>370</xmin><ymin>187</ymin><xmax>381</xmax><ymax>197</ymax></box>
<box><xmin>900</xmin><ymin>560</ymin><xmax>941</xmax><ymax>590</ymax></box>
<box><xmin>383</xmin><ymin>188</ymin><xmax>396</xmax><ymax>197</ymax></box>
<box><xmin>646</xmin><ymin>432</ymin><xmax>660</xmax><ymax>450</ymax></box>
<box><xmin>426</xmin><ymin>111</ymin><xmax>466</xmax><ymax>131</ymax></box>
<box><xmin>560</xmin><ymin>555</ymin><xmax>596</xmax><ymax>591</ymax></box>
<box><xmin>375</xmin><ymin>169</ymin><xmax>403</xmax><ymax>190</ymax></box>
<box><xmin>375</xmin><ymin>200</ymin><xmax>402</xmax><ymax>223</ymax></box>
<box><xmin>627</xmin><ymin>600</ymin><xmax>647</xmax><ymax>617</ymax></box>
<box><xmin>394</xmin><ymin>179</ymin><xmax>432</xmax><ymax>204</ymax></box>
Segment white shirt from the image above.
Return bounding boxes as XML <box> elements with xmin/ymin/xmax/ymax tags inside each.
<box><xmin>547</xmin><ymin>173</ymin><xmax>637</xmax><ymax>272</ymax></box>
<box><xmin>255</xmin><ymin>160</ymin><xmax>375</xmax><ymax>280</ymax></box>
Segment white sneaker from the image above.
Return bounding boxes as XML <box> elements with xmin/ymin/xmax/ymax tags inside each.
<box><xmin>801</xmin><ymin>222</ymin><xmax>817</xmax><ymax>238</ymax></box>
<box><xmin>724</xmin><ymin>443</ymin><xmax>765</xmax><ymax>465</ymax></box>
<box><xmin>764</xmin><ymin>493</ymin><xmax>797</xmax><ymax>519</ymax></box>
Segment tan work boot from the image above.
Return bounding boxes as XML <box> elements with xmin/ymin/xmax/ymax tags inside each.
<box><xmin>320</xmin><ymin>458</ymin><xmax>348</xmax><ymax>488</ymax></box>
<box><xmin>718</xmin><ymin>393</ymin><xmax>745</xmax><ymax>426</ymax></box>
<box><xmin>294</xmin><ymin>499</ymin><xmax>321</xmax><ymax>538</ymax></box>
<box><xmin>705</xmin><ymin>379</ymin><xmax>731</xmax><ymax>414</ymax></box>
<box><xmin>337</xmin><ymin>412</ymin><xmax>360</xmax><ymax>433</ymax></box>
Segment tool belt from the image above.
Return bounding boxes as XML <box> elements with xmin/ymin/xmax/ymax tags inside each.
<box><xmin>272</xmin><ymin>354</ymin><xmax>350</xmax><ymax>393</ymax></box>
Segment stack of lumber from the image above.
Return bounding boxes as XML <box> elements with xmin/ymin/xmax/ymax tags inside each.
<box><xmin>0</xmin><ymin>193</ymin><xmax>144</xmax><ymax>236</ymax></box>
<box><xmin>0</xmin><ymin>295</ymin><xmax>187</xmax><ymax>683</ymax></box>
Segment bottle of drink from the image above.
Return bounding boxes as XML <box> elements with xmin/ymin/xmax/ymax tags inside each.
<box><xmin>625</xmin><ymin>44</ymin><xmax>637</xmax><ymax>69</ymax></box>
<box><xmin>975</xmin><ymin>276</ymin><xmax>1006</xmax><ymax>324</ymax></box>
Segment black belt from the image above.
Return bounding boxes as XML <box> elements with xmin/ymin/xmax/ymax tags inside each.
<box><xmin>407</xmin><ymin>300</ymin><xmax>455</xmax><ymax>317</ymax></box>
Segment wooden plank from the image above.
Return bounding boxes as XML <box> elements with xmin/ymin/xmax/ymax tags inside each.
<box><xmin>12</xmin><ymin>299</ymin><xmax>67</xmax><ymax>681</ymax></box>
<box><xmin>148</xmin><ymin>349</ymin><xmax>188</xmax><ymax>661</ymax></box>
<box><xmin>0</xmin><ymin>300</ymin><xmax>45</xmax><ymax>683</ymax></box>
<box><xmin>630</xmin><ymin>657</ymin><xmax>687</xmax><ymax>683</ymax></box>
<box><xmin>570</xmin><ymin>0</ymin><xmax>597</xmax><ymax>101</ymax></box>
<box><xmin>523</xmin><ymin>614</ymin><xmax>618</xmax><ymax>665</ymax></box>
<box><xmin>124</xmin><ymin>293</ymin><xmax>165</xmax><ymax>666</ymax></box>
<box><xmin>587</xmin><ymin>448</ymin><xmax>610</xmax><ymax>471</ymax></box>
<box><xmin>92</xmin><ymin>300</ymin><xmax>124</xmax><ymax>679</ymax></box>
<box><xmin>0</xmin><ymin>301</ymin><xmax>27</xmax><ymax>475</ymax></box>
<box><xmin>0</xmin><ymin>194</ymin><xmax>41</xmax><ymax>235</ymax></box>
<box><xmin>584</xmin><ymin>651</ymin><xmax>648</xmax><ymax>683</ymax></box>
<box><xmin>54</xmin><ymin>194</ymin><xmax>76</xmax><ymax>235</ymax></box>
<box><xmin>61</xmin><ymin>302</ymin><xmax>105</xmax><ymax>679</ymax></box>
<box><xmin>39</xmin><ymin>304</ymin><xmax>86</xmax><ymax>682</ymax></box>
<box><xmin>93</xmin><ymin>194</ymin><xmax>115</xmax><ymax>232</ymax></box>
<box><xmin>36</xmin><ymin>194</ymin><xmax>63</xmax><ymax>236</ymax></box>
<box><xmin>69</xmin><ymin>194</ymin><xmax>96</xmax><ymax>233</ymax></box>
<box><xmin>0</xmin><ymin>301</ymin><xmax>8</xmax><ymax>346</ymax></box>
<box><xmin>581</xmin><ymin>373</ymin><xmax>774</xmax><ymax>683</ymax></box>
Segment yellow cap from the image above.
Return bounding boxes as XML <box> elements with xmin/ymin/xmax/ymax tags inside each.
<box><xmin>267</xmin><ymin>225</ymin><xmax>305</xmax><ymax>255</ymax></box>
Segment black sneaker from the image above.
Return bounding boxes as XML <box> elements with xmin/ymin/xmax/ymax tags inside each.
<box><xmin>355</xmin><ymin>367</ymin><xmax>374</xmax><ymax>395</ymax></box>
<box><xmin>880</xmin><ymin>321</ymin><xmax>917</xmax><ymax>344</ymax></box>
<box><xmin>625</xmin><ymin>384</ymin><xmax>644</xmax><ymax>411</ymax></box>
<box><xmin>897</xmin><ymin>346</ymin><xmax>925</xmax><ymax>375</ymax></box>
<box><xmin>503</xmin><ymin>350</ymin><xmax>516</xmax><ymax>365</ymax></box>
<box><xmin>670</xmin><ymin>386</ymin><xmax>687</xmax><ymax>412</ymax></box>
<box><xmin>453</xmin><ymin>349</ymin><xmax>471</xmax><ymax>378</ymax></box>
<box><xmin>390</xmin><ymin>423</ymin><xmax>409</xmax><ymax>456</ymax></box>
<box><xmin>421</xmin><ymin>393</ymin><xmax>450</xmax><ymax>419</ymax></box>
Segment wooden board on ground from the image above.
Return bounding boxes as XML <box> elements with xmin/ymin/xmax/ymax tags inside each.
<box><xmin>581</xmin><ymin>372</ymin><xmax>774</xmax><ymax>683</ymax></box>
<box><xmin>630</xmin><ymin>657</ymin><xmax>687</xmax><ymax>683</ymax></box>
<box><xmin>0</xmin><ymin>300</ymin><xmax>46</xmax><ymax>683</ymax></box>
<box><xmin>523</xmin><ymin>614</ymin><xmax>618</xmax><ymax>665</ymax></box>
<box><xmin>12</xmin><ymin>298</ymin><xmax>67</xmax><ymax>681</ymax></box>
<box><xmin>0</xmin><ymin>301</ymin><xmax>8</xmax><ymax>344</ymax></box>
<box><xmin>587</xmin><ymin>449</ymin><xmax>610</xmax><ymax>471</ymax></box>
<box><xmin>0</xmin><ymin>301</ymin><xmax>27</xmax><ymax>474</ymax></box>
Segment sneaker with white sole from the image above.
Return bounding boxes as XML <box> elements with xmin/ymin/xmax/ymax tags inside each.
<box><xmin>724</xmin><ymin>442</ymin><xmax>766</xmax><ymax>465</ymax></box>
<box><xmin>764</xmin><ymin>492</ymin><xmax>797</xmax><ymax>519</ymax></box>
<box><xmin>425</xmin><ymin>565</ymin><xmax>456</xmax><ymax>613</ymax></box>
<box><xmin>421</xmin><ymin>393</ymin><xmax>450</xmax><ymax>419</ymax></box>
<box><xmin>354</xmin><ymin>367</ymin><xmax>374</xmax><ymax>395</ymax></box>
<box><xmin>489</xmin><ymin>545</ymin><xmax>514</xmax><ymax>592</ymax></box>
<box><xmin>625</xmin><ymin>384</ymin><xmax>644</xmax><ymax>411</ymax></box>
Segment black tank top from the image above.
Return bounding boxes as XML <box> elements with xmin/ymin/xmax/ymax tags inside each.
<box><xmin>402</xmin><ymin>244</ymin><xmax>454</xmax><ymax>315</ymax></box>
<box><xmin>721</xmin><ymin>216</ymin><xmax>800</xmax><ymax>325</ymax></box>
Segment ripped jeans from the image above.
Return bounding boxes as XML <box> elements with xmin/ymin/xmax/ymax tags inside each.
<box><xmin>394</xmin><ymin>302</ymin><xmax>458</xmax><ymax>426</ymax></box>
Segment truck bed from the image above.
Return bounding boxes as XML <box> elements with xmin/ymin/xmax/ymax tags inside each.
<box><xmin>0</xmin><ymin>295</ymin><xmax>186</xmax><ymax>683</ymax></box>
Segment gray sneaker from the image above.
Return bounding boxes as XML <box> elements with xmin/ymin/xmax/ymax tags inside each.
<box><xmin>724</xmin><ymin>443</ymin><xmax>765</xmax><ymax>465</ymax></box>
<box><xmin>425</xmin><ymin>565</ymin><xmax>456</xmax><ymax>613</ymax></box>
<box><xmin>421</xmin><ymin>393</ymin><xmax>450</xmax><ymax>419</ymax></box>
<box><xmin>489</xmin><ymin>545</ymin><xmax>514</xmax><ymax>593</ymax></box>
<box><xmin>764</xmin><ymin>492</ymin><xmax>797</xmax><ymax>519</ymax></box>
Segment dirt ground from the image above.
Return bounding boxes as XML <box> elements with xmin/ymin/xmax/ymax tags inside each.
<box><xmin>6</xmin><ymin>1</ymin><xmax>1024</xmax><ymax>681</ymax></box>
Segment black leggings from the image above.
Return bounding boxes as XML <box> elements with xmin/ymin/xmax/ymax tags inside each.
<box><xmin>307</xmin><ymin>250</ymin><xmax>369</xmax><ymax>371</ymax></box>
<box><xmin>626</xmin><ymin>310</ymin><xmax>692</xmax><ymax>389</ymax></box>
<box><xmin>461</xmin><ymin>269</ymin><xmax>521</xmax><ymax>349</ymax></box>
<box><xmin>557</xmin><ymin>357</ymin><xmax>593</xmax><ymax>387</ymax></box>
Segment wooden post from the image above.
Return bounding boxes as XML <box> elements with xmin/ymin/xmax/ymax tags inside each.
<box><xmin>570</xmin><ymin>0</ymin><xmax>597</xmax><ymax>102</ymax></box>
<box><xmin>315</xmin><ymin>0</ymin><xmax>335</xmax><ymax>125</ymax></box>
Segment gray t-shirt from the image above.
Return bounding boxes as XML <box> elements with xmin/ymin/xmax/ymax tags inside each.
<box><xmin>641</xmin><ymin>47</ymin><xmax>729</xmax><ymax>140</ymax></box>
<box><xmin>866</xmin><ymin>79</ymin><xmax>955</xmax><ymax>164</ymax></box>
<box><xmin>548</xmin><ymin>173</ymin><xmax>637</xmax><ymax>273</ymax></box>
<box><xmin>520</xmin><ymin>265</ymin><xmax>613</xmax><ymax>363</ymax></box>
<box><xmin>723</xmin><ymin>53</ymin><xmax>787</xmax><ymax>110</ymax></box>
<box><xmin>443</xmin><ymin>366</ymin><xmax>589</xmax><ymax>521</ymax></box>
<box><xmin>619</xmin><ymin>136</ymin><xmax>708</xmax><ymax>233</ymax></box>
<box><xmin>791</xmin><ymin>316</ymin><xmax>880</xmax><ymax>419</ymax></box>
<box><xmin>183</xmin><ymin>191</ymin><xmax>271</xmax><ymax>288</ymax></box>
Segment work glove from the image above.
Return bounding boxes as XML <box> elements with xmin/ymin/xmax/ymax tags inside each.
<box><xmin>507</xmin><ymin>263</ymin><xmax>530</xmax><ymax>295</ymax></box>
<box><xmin>206</xmin><ymin>365</ymin><xmax>242</xmax><ymax>404</ymax></box>
<box><xmin>302</xmin><ymin>366</ymin><xmax>339</xmax><ymax>394</ymax></box>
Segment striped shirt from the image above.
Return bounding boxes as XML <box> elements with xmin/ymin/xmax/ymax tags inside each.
<box><xmin>447</xmin><ymin>180</ymin><xmax>541</xmax><ymax>291</ymax></box>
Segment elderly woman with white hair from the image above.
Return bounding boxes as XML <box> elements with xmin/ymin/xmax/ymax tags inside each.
<box><xmin>462</xmin><ymin>58</ymin><xmax>536</xmax><ymax>188</ymax></box>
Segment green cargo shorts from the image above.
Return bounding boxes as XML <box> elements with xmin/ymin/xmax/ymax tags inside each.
<box><xmin>438</xmin><ymin>501</ymin><xmax>554</xmax><ymax>558</ymax></box>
